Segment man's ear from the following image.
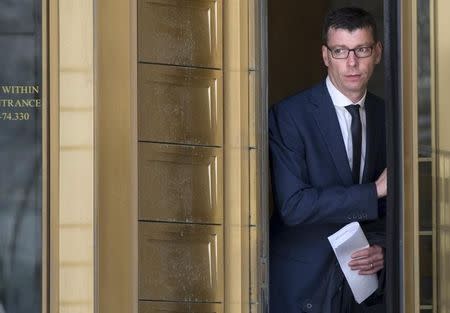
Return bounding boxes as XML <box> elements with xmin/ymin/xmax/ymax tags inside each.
<box><xmin>322</xmin><ymin>45</ymin><xmax>330</xmax><ymax>67</ymax></box>
<box><xmin>374</xmin><ymin>41</ymin><xmax>383</xmax><ymax>64</ymax></box>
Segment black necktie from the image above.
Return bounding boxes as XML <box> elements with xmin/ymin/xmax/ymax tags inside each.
<box><xmin>345</xmin><ymin>104</ymin><xmax>362</xmax><ymax>184</ymax></box>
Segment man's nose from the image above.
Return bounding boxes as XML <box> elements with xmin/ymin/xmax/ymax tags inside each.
<box><xmin>347</xmin><ymin>50</ymin><xmax>358</xmax><ymax>66</ymax></box>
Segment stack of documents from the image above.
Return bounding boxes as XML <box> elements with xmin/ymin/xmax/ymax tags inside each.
<box><xmin>328</xmin><ymin>222</ymin><xmax>378</xmax><ymax>303</ymax></box>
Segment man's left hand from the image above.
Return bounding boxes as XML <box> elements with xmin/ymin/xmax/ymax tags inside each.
<box><xmin>348</xmin><ymin>244</ymin><xmax>384</xmax><ymax>275</ymax></box>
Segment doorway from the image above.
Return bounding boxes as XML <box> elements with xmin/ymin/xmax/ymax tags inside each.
<box><xmin>267</xmin><ymin>1</ymin><xmax>387</xmax><ymax>312</ymax></box>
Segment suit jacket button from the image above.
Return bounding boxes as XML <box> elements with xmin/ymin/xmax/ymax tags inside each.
<box><xmin>302</xmin><ymin>300</ymin><xmax>313</xmax><ymax>312</ymax></box>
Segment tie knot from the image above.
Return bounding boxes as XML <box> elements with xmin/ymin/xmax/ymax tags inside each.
<box><xmin>345</xmin><ymin>104</ymin><xmax>360</xmax><ymax>117</ymax></box>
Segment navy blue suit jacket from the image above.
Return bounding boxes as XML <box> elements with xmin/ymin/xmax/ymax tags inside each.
<box><xmin>269</xmin><ymin>81</ymin><xmax>386</xmax><ymax>313</ymax></box>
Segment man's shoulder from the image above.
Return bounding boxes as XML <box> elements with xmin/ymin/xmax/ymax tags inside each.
<box><xmin>271</xmin><ymin>81</ymin><xmax>325</xmax><ymax>114</ymax></box>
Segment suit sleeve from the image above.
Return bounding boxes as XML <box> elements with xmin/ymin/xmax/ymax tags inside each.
<box><xmin>269</xmin><ymin>105</ymin><xmax>380</xmax><ymax>226</ymax></box>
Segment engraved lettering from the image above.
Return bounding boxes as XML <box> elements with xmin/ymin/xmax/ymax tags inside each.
<box><xmin>0</xmin><ymin>85</ymin><xmax>41</xmax><ymax>122</ymax></box>
<box><xmin>0</xmin><ymin>99</ymin><xmax>41</xmax><ymax>107</ymax></box>
<box><xmin>1</xmin><ymin>85</ymin><xmax>40</xmax><ymax>94</ymax></box>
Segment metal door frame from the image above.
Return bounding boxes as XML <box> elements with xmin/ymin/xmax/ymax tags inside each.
<box><xmin>384</xmin><ymin>0</ymin><xmax>403</xmax><ymax>312</ymax></box>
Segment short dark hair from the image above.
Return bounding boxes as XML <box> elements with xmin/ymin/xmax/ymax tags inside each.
<box><xmin>322</xmin><ymin>7</ymin><xmax>378</xmax><ymax>44</ymax></box>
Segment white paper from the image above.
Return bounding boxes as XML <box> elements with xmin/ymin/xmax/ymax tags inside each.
<box><xmin>328</xmin><ymin>222</ymin><xmax>378</xmax><ymax>304</ymax></box>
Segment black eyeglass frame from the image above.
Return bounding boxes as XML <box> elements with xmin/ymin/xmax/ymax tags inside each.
<box><xmin>325</xmin><ymin>44</ymin><xmax>376</xmax><ymax>59</ymax></box>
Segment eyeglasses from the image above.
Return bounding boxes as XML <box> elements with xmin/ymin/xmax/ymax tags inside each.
<box><xmin>326</xmin><ymin>45</ymin><xmax>375</xmax><ymax>59</ymax></box>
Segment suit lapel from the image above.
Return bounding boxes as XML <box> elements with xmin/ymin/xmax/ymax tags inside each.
<box><xmin>311</xmin><ymin>83</ymin><xmax>353</xmax><ymax>186</ymax></box>
<box><xmin>362</xmin><ymin>95</ymin><xmax>376</xmax><ymax>183</ymax></box>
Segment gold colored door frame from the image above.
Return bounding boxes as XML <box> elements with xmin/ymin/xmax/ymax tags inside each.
<box><xmin>48</xmin><ymin>0</ymin><xmax>59</xmax><ymax>310</ymax></box>
<box><xmin>42</xmin><ymin>0</ymin><xmax>51</xmax><ymax>311</ymax></box>
<box><xmin>402</xmin><ymin>0</ymin><xmax>450</xmax><ymax>312</ymax></box>
<box><xmin>48</xmin><ymin>0</ymin><xmax>96</xmax><ymax>312</ymax></box>
<box><xmin>401</xmin><ymin>1</ymin><xmax>420</xmax><ymax>311</ymax></box>
<box><xmin>96</xmin><ymin>0</ymin><xmax>138</xmax><ymax>312</ymax></box>
<box><xmin>224</xmin><ymin>1</ymin><xmax>250</xmax><ymax>311</ymax></box>
<box><xmin>436</xmin><ymin>0</ymin><xmax>450</xmax><ymax>311</ymax></box>
<box><xmin>224</xmin><ymin>1</ymin><xmax>268</xmax><ymax>312</ymax></box>
<box><xmin>402</xmin><ymin>0</ymin><xmax>437</xmax><ymax>311</ymax></box>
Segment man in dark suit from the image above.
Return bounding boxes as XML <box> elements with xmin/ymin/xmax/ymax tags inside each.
<box><xmin>269</xmin><ymin>7</ymin><xmax>387</xmax><ymax>313</ymax></box>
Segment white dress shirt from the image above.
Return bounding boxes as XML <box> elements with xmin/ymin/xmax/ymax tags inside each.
<box><xmin>326</xmin><ymin>76</ymin><xmax>366</xmax><ymax>183</ymax></box>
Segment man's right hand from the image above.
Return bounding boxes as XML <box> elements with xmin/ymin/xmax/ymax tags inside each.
<box><xmin>375</xmin><ymin>168</ymin><xmax>387</xmax><ymax>198</ymax></box>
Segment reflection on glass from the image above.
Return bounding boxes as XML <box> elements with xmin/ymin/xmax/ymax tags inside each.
<box><xmin>0</xmin><ymin>1</ymin><xmax>42</xmax><ymax>313</ymax></box>
<box><xmin>417</xmin><ymin>0</ymin><xmax>434</xmax><ymax>311</ymax></box>
<box><xmin>419</xmin><ymin>161</ymin><xmax>432</xmax><ymax>231</ymax></box>
<box><xmin>420</xmin><ymin>235</ymin><xmax>433</xmax><ymax>306</ymax></box>
<box><xmin>418</xmin><ymin>0</ymin><xmax>431</xmax><ymax>157</ymax></box>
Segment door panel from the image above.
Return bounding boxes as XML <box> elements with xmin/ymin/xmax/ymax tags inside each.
<box><xmin>139</xmin><ymin>301</ymin><xmax>223</xmax><ymax>313</ymax></box>
<box><xmin>138</xmin><ymin>0</ymin><xmax>222</xmax><ymax>68</ymax></box>
<box><xmin>138</xmin><ymin>64</ymin><xmax>223</xmax><ymax>146</ymax></box>
<box><xmin>138</xmin><ymin>142</ymin><xmax>223</xmax><ymax>223</ymax></box>
<box><xmin>138</xmin><ymin>222</ymin><xmax>223</xmax><ymax>302</ymax></box>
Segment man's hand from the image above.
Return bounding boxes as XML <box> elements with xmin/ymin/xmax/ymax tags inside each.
<box><xmin>348</xmin><ymin>245</ymin><xmax>384</xmax><ymax>275</ymax></box>
<box><xmin>375</xmin><ymin>168</ymin><xmax>387</xmax><ymax>198</ymax></box>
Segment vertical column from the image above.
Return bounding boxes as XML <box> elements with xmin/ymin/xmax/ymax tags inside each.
<box><xmin>402</xmin><ymin>0</ymin><xmax>421</xmax><ymax>311</ymax></box>
<box><xmin>222</xmin><ymin>1</ymin><xmax>255</xmax><ymax>313</ymax></box>
<box><xmin>137</xmin><ymin>1</ymin><xmax>224</xmax><ymax>312</ymax></box>
<box><xmin>436</xmin><ymin>0</ymin><xmax>450</xmax><ymax>311</ymax></box>
<box><xmin>249</xmin><ymin>0</ymin><xmax>268</xmax><ymax>312</ymax></box>
<box><xmin>58</xmin><ymin>0</ymin><xmax>94</xmax><ymax>312</ymax></box>
<box><xmin>96</xmin><ymin>0</ymin><xmax>137</xmax><ymax>311</ymax></box>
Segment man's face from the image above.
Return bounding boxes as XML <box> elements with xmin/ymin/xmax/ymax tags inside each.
<box><xmin>322</xmin><ymin>27</ymin><xmax>382</xmax><ymax>102</ymax></box>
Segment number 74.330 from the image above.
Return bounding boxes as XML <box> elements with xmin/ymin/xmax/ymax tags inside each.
<box><xmin>0</xmin><ymin>112</ymin><xmax>30</xmax><ymax>121</ymax></box>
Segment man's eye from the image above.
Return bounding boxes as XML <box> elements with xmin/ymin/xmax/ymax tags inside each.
<box><xmin>357</xmin><ymin>47</ymin><xmax>370</xmax><ymax>53</ymax></box>
<box><xmin>333</xmin><ymin>48</ymin><xmax>345</xmax><ymax>54</ymax></box>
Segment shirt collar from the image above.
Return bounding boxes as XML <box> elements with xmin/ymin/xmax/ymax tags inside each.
<box><xmin>326</xmin><ymin>76</ymin><xmax>366</xmax><ymax>108</ymax></box>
